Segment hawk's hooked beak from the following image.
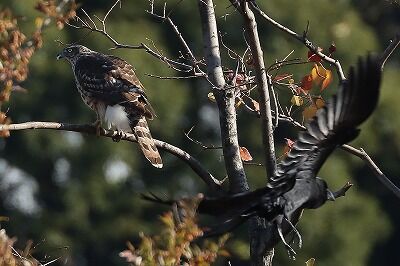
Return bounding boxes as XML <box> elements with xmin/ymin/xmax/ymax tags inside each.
<box><xmin>56</xmin><ymin>52</ymin><xmax>64</xmax><ymax>60</ymax></box>
<box><xmin>327</xmin><ymin>189</ymin><xmax>336</xmax><ymax>201</ymax></box>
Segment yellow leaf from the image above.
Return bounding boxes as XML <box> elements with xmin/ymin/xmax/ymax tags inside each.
<box><xmin>321</xmin><ymin>69</ymin><xmax>332</xmax><ymax>91</ymax></box>
<box><xmin>288</xmin><ymin>78</ymin><xmax>295</xmax><ymax>84</ymax></box>
<box><xmin>303</xmin><ymin>105</ymin><xmax>318</xmax><ymax>120</ymax></box>
<box><xmin>218</xmin><ymin>250</ymin><xmax>230</xmax><ymax>257</ymax></box>
<box><xmin>291</xmin><ymin>95</ymin><xmax>304</xmax><ymax>106</ymax></box>
<box><xmin>207</xmin><ymin>92</ymin><xmax>216</xmax><ymax>102</ymax></box>
<box><xmin>306</xmin><ymin>258</ymin><xmax>316</xmax><ymax>266</ymax></box>
<box><xmin>315</xmin><ymin>97</ymin><xmax>325</xmax><ymax>109</ymax></box>
<box><xmin>311</xmin><ymin>64</ymin><xmax>323</xmax><ymax>85</ymax></box>
<box><xmin>235</xmin><ymin>98</ymin><xmax>243</xmax><ymax>108</ymax></box>
<box><xmin>35</xmin><ymin>17</ymin><xmax>43</xmax><ymax>29</ymax></box>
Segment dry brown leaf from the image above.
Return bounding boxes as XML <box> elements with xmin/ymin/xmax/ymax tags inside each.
<box><xmin>239</xmin><ymin>147</ymin><xmax>253</xmax><ymax>162</ymax></box>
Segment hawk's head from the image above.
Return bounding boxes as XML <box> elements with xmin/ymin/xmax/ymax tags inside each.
<box><xmin>56</xmin><ymin>44</ymin><xmax>93</xmax><ymax>64</ymax></box>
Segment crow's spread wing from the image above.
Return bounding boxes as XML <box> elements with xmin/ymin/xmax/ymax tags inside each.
<box><xmin>269</xmin><ymin>55</ymin><xmax>381</xmax><ymax>194</ymax></box>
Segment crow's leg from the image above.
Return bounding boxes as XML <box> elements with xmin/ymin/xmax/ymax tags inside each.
<box><xmin>284</xmin><ymin>216</ymin><xmax>302</xmax><ymax>248</ymax></box>
<box><xmin>277</xmin><ymin>221</ymin><xmax>296</xmax><ymax>260</ymax></box>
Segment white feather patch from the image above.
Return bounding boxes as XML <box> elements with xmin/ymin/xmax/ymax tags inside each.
<box><xmin>104</xmin><ymin>105</ymin><xmax>131</xmax><ymax>132</ymax></box>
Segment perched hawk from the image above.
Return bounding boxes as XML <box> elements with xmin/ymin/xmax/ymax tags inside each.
<box><xmin>57</xmin><ymin>44</ymin><xmax>163</xmax><ymax>168</ymax></box>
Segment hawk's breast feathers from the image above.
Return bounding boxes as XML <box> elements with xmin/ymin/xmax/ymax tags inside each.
<box><xmin>73</xmin><ymin>53</ymin><xmax>156</xmax><ymax>121</ymax></box>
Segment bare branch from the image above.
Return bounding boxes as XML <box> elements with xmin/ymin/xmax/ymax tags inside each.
<box><xmin>248</xmin><ymin>2</ymin><xmax>346</xmax><ymax>81</ymax></box>
<box><xmin>146</xmin><ymin>1</ymin><xmax>206</xmax><ymax>76</ymax></box>
<box><xmin>341</xmin><ymin>145</ymin><xmax>400</xmax><ymax>199</ymax></box>
<box><xmin>67</xmin><ymin>2</ymin><xmax>193</xmax><ymax>72</ymax></box>
<box><xmin>0</xmin><ymin>122</ymin><xmax>224</xmax><ymax>193</ymax></box>
<box><xmin>198</xmin><ymin>0</ymin><xmax>248</xmax><ymax>193</ymax></box>
<box><xmin>240</xmin><ymin>2</ymin><xmax>277</xmax><ymax>179</ymax></box>
<box><xmin>184</xmin><ymin>126</ymin><xmax>222</xmax><ymax>150</ymax></box>
<box><xmin>145</xmin><ymin>73</ymin><xmax>204</xmax><ymax>80</ymax></box>
<box><xmin>380</xmin><ymin>32</ymin><xmax>400</xmax><ymax>71</ymax></box>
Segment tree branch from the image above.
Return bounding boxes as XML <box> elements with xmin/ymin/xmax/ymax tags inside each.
<box><xmin>240</xmin><ymin>2</ymin><xmax>277</xmax><ymax>179</ymax></box>
<box><xmin>236</xmin><ymin>3</ymin><xmax>277</xmax><ymax>265</ymax></box>
<box><xmin>341</xmin><ymin>145</ymin><xmax>400</xmax><ymax>199</ymax></box>
<box><xmin>0</xmin><ymin>122</ymin><xmax>224</xmax><ymax>193</ymax></box>
<box><xmin>67</xmin><ymin>1</ymin><xmax>194</xmax><ymax>72</ymax></box>
<box><xmin>198</xmin><ymin>0</ymin><xmax>248</xmax><ymax>193</ymax></box>
<box><xmin>248</xmin><ymin>2</ymin><xmax>346</xmax><ymax>81</ymax></box>
<box><xmin>380</xmin><ymin>32</ymin><xmax>400</xmax><ymax>71</ymax></box>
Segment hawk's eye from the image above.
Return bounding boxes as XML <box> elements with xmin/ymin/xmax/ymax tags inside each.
<box><xmin>67</xmin><ymin>48</ymin><xmax>73</xmax><ymax>53</ymax></box>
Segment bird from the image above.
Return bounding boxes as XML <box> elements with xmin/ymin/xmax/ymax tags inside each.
<box><xmin>143</xmin><ymin>54</ymin><xmax>382</xmax><ymax>256</ymax></box>
<box><xmin>57</xmin><ymin>44</ymin><xmax>163</xmax><ymax>168</ymax></box>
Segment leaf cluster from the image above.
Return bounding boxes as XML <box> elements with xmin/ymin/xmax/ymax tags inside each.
<box><xmin>0</xmin><ymin>224</ymin><xmax>40</xmax><ymax>266</ymax></box>
<box><xmin>0</xmin><ymin>0</ymin><xmax>77</xmax><ymax>137</ymax></box>
<box><xmin>120</xmin><ymin>197</ymin><xmax>229</xmax><ymax>266</ymax></box>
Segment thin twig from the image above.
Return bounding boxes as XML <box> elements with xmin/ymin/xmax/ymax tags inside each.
<box><xmin>380</xmin><ymin>32</ymin><xmax>400</xmax><ymax>71</ymax></box>
<box><xmin>341</xmin><ymin>145</ymin><xmax>400</xmax><ymax>199</ymax></box>
<box><xmin>184</xmin><ymin>126</ymin><xmax>222</xmax><ymax>150</ymax></box>
<box><xmin>249</xmin><ymin>2</ymin><xmax>346</xmax><ymax>81</ymax></box>
<box><xmin>67</xmin><ymin>1</ymin><xmax>193</xmax><ymax>72</ymax></box>
<box><xmin>145</xmin><ymin>73</ymin><xmax>204</xmax><ymax>80</ymax></box>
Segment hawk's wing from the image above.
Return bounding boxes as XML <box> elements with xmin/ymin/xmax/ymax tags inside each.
<box><xmin>74</xmin><ymin>53</ymin><xmax>155</xmax><ymax>119</ymax></box>
<box><xmin>268</xmin><ymin>55</ymin><xmax>381</xmax><ymax>194</ymax></box>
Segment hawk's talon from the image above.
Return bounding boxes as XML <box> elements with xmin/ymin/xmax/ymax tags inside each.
<box><xmin>112</xmin><ymin>130</ymin><xmax>123</xmax><ymax>142</ymax></box>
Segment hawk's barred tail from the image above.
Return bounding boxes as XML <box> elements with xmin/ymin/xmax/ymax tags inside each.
<box><xmin>131</xmin><ymin>117</ymin><xmax>163</xmax><ymax>168</ymax></box>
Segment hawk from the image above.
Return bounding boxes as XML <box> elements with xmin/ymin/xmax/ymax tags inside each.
<box><xmin>57</xmin><ymin>44</ymin><xmax>163</xmax><ymax>168</ymax></box>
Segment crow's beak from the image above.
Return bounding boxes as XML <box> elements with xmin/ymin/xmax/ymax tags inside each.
<box><xmin>327</xmin><ymin>189</ymin><xmax>336</xmax><ymax>201</ymax></box>
<box><xmin>56</xmin><ymin>53</ymin><xmax>64</xmax><ymax>60</ymax></box>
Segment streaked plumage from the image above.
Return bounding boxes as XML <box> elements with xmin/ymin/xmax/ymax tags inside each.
<box><xmin>57</xmin><ymin>44</ymin><xmax>162</xmax><ymax>168</ymax></box>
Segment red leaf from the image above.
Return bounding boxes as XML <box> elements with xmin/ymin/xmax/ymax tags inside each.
<box><xmin>283</xmin><ymin>138</ymin><xmax>295</xmax><ymax>157</ymax></box>
<box><xmin>307</xmin><ymin>47</ymin><xmax>323</xmax><ymax>62</ymax></box>
<box><xmin>301</xmin><ymin>74</ymin><xmax>313</xmax><ymax>91</ymax></box>
<box><xmin>239</xmin><ymin>147</ymin><xmax>253</xmax><ymax>162</ymax></box>
<box><xmin>329</xmin><ymin>43</ymin><xmax>336</xmax><ymax>54</ymax></box>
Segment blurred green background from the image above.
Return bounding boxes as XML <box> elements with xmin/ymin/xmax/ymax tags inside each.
<box><xmin>0</xmin><ymin>0</ymin><xmax>399</xmax><ymax>265</ymax></box>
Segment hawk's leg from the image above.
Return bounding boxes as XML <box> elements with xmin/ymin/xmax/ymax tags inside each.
<box><xmin>112</xmin><ymin>130</ymin><xmax>123</xmax><ymax>142</ymax></box>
